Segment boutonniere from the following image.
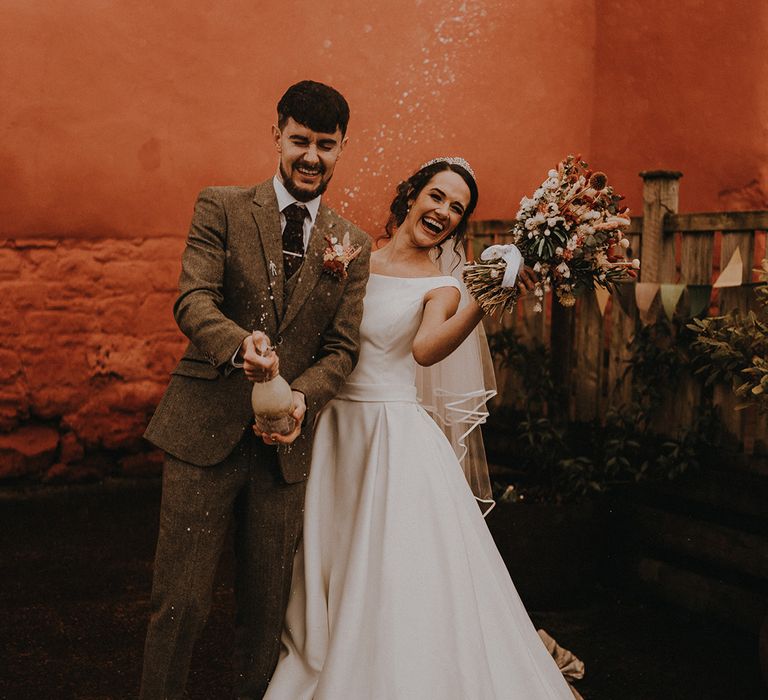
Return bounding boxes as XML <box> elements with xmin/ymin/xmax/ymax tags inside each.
<box><xmin>322</xmin><ymin>232</ymin><xmax>362</xmax><ymax>280</ymax></box>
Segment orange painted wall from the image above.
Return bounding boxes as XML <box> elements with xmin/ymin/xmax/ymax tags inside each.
<box><xmin>591</xmin><ymin>0</ymin><xmax>768</xmax><ymax>213</ymax></box>
<box><xmin>3</xmin><ymin>1</ymin><xmax>765</xmax><ymax>233</ymax></box>
<box><xmin>2</xmin><ymin>0</ymin><xmax>766</xmax><ymax>479</ymax></box>
<box><xmin>1</xmin><ymin>0</ymin><xmax>596</xmax><ymax>239</ymax></box>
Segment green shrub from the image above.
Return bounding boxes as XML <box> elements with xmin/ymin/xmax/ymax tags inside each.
<box><xmin>688</xmin><ymin>260</ymin><xmax>768</xmax><ymax>411</ymax></box>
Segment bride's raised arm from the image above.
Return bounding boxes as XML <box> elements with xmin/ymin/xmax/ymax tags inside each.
<box><xmin>412</xmin><ymin>286</ymin><xmax>484</xmax><ymax>366</ymax></box>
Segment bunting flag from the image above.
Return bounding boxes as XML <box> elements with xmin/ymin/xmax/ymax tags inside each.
<box><xmin>660</xmin><ymin>284</ymin><xmax>686</xmax><ymax>321</ymax></box>
<box><xmin>713</xmin><ymin>247</ymin><xmax>744</xmax><ymax>288</ymax></box>
<box><xmin>635</xmin><ymin>282</ymin><xmax>660</xmax><ymax>325</ymax></box>
<box><xmin>686</xmin><ymin>285</ymin><xmax>712</xmax><ymax>318</ymax></box>
<box><xmin>635</xmin><ymin>283</ymin><xmax>659</xmax><ymax>312</ymax></box>
<box><xmin>613</xmin><ymin>283</ymin><xmax>636</xmax><ymax>318</ymax></box>
<box><xmin>595</xmin><ymin>286</ymin><xmax>611</xmax><ymax>316</ymax></box>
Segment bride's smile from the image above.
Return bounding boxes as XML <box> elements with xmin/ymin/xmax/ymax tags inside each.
<box><xmin>421</xmin><ymin>215</ymin><xmax>445</xmax><ymax>234</ymax></box>
<box><xmin>403</xmin><ymin>169</ymin><xmax>471</xmax><ymax>248</ymax></box>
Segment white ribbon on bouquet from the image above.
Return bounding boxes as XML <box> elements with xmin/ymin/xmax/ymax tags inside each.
<box><xmin>480</xmin><ymin>244</ymin><xmax>524</xmax><ymax>288</ymax></box>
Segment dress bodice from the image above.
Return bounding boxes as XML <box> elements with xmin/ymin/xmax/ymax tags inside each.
<box><xmin>338</xmin><ymin>274</ymin><xmax>461</xmax><ymax>401</ymax></box>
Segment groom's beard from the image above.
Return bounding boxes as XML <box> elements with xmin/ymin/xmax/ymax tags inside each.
<box><xmin>280</xmin><ymin>159</ymin><xmax>330</xmax><ymax>202</ymax></box>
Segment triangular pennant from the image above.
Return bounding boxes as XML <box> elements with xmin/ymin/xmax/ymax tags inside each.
<box><xmin>687</xmin><ymin>285</ymin><xmax>712</xmax><ymax>318</ymax></box>
<box><xmin>595</xmin><ymin>287</ymin><xmax>611</xmax><ymax>316</ymax></box>
<box><xmin>635</xmin><ymin>282</ymin><xmax>660</xmax><ymax>326</ymax></box>
<box><xmin>713</xmin><ymin>247</ymin><xmax>744</xmax><ymax>288</ymax></box>
<box><xmin>635</xmin><ymin>283</ymin><xmax>659</xmax><ymax>313</ymax></box>
<box><xmin>660</xmin><ymin>284</ymin><xmax>685</xmax><ymax>321</ymax></box>
<box><xmin>613</xmin><ymin>283</ymin><xmax>635</xmax><ymax>317</ymax></box>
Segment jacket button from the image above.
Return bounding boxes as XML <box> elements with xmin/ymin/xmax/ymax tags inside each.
<box><xmin>276</xmin><ymin>335</ymin><xmax>284</xmax><ymax>346</ymax></box>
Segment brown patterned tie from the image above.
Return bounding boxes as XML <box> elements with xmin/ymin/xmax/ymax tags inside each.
<box><xmin>282</xmin><ymin>203</ymin><xmax>308</xmax><ymax>279</ymax></box>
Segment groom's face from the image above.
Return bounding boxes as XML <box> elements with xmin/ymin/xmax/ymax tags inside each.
<box><xmin>273</xmin><ymin>117</ymin><xmax>347</xmax><ymax>202</ymax></box>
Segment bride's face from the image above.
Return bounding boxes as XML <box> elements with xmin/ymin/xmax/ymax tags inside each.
<box><xmin>404</xmin><ymin>171</ymin><xmax>471</xmax><ymax>248</ymax></box>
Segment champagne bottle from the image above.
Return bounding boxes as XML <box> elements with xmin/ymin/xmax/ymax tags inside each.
<box><xmin>248</xmin><ymin>332</ymin><xmax>296</xmax><ymax>436</ymax></box>
<box><xmin>251</xmin><ymin>374</ymin><xmax>295</xmax><ymax>436</ymax></box>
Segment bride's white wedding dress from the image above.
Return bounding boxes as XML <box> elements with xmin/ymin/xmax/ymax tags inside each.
<box><xmin>264</xmin><ymin>273</ymin><xmax>574</xmax><ymax>699</ymax></box>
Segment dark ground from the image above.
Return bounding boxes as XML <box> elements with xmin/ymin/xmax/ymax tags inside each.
<box><xmin>0</xmin><ymin>479</ymin><xmax>765</xmax><ymax>700</ymax></box>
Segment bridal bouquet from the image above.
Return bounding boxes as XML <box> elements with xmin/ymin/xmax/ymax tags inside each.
<box><xmin>464</xmin><ymin>155</ymin><xmax>639</xmax><ymax>314</ymax></box>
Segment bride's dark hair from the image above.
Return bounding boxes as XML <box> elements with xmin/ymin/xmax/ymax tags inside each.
<box><xmin>381</xmin><ymin>160</ymin><xmax>479</xmax><ymax>257</ymax></box>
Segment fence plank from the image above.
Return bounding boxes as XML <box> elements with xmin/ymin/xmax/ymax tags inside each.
<box><xmin>666</xmin><ymin>211</ymin><xmax>768</xmax><ymax>233</ymax></box>
<box><xmin>490</xmin><ymin>313</ymin><xmax>525</xmax><ymax>414</ymax></box>
<box><xmin>607</xmin><ymin>291</ymin><xmax>635</xmax><ymax>407</ymax></box>
<box><xmin>680</xmin><ymin>231</ymin><xmax>714</xmax><ymax>285</ymax></box>
<box><xmin>572</xmin><ymin>292</ymin><xmax>602</xmax><ymax>421</ymax></box>
<box><xmin>673</xmin><ymin>231</ymin><xmax>716</xmax><ymax>431</ymax></box>
<box><xmin>660</xmin><ymin>231</ymin><xmax>678</xmax><ymax>283</ymax></box>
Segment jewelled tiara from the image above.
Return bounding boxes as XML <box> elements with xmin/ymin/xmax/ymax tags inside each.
<box><xmin>419</xmin><ymin>156</ymin><xmax>476</xmax><ymax>179</ymax></box>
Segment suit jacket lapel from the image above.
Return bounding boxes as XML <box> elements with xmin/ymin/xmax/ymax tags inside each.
<box><xmin>250</xmin><ymin>181</ymin><xmax>284</xmax><ymax>322</ymax></box>
<box><xmin>279</xmin><ymin>205</ymin><xmax>336</xmax><ymax>333</ymax></box>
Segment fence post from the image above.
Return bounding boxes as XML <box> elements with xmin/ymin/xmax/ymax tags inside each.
<box><xmin>639</xmin><ymin>170</ymin><xmax>683</xmax><ymax>282</ymax></box>
<box><xmin>639</xmin><ymin>170</ymin><xmax>683</xmax><ymax>434</ymax></box>
<box><xmin>549</xmin><ymin>298</ymin><xmax>574</xmax><ymax>424</ymax></box>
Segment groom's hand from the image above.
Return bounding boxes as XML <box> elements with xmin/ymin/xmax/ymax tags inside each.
<box><xmin>241</xmin><ymin>331</ymin><xmax>279</xmax><ymax>382</ymax></box>
<box><xmin>258</xmin><ymin>391</ymin><xmax>306</xmax><ymax>446</ymax></box>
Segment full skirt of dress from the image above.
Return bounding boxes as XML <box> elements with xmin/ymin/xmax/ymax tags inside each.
<box><xmin>264</xmin><ymin>392</ymin><xmax>574</xmax><ymax>700</ymax></box>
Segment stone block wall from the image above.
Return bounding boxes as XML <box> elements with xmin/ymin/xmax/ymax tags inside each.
<box><xmin>1</xmin><ymin>237</ymin><xmax>186</xmax><ymax>482</ymax></box>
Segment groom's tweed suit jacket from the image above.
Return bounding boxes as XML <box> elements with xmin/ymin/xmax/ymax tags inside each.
<box><xmin>144</xmin><ymin>179</ymin><xmax>371</xmax><ymax>483</ymax></box>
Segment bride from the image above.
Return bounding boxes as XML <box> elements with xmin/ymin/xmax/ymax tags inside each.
<box><xmin>263</xmin><ymin>158</ymin><xmax>577</xmax><ymax>699</ymax></box>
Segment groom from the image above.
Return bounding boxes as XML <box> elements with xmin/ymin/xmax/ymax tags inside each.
<box><xmin>140</xmin><ymin>80</ymin><xmax>371</xmax><ymax>699</ymax></box>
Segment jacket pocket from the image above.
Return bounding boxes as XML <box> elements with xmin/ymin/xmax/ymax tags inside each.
<box><xmin>171</xmin><ymin>358</ymin><xmax>220</xmax><ymax>380</ymax></box>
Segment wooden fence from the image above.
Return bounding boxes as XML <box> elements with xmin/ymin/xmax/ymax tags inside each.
<box><xmin>468</xmin><ymin>171</ymin><xmax>768</xmax><ymax>456</ymax></box>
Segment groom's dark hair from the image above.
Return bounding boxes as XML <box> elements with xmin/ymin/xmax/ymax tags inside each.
<box><xmin>277</xmin><ymin>80</ymin><xmax>350</xmax><ymax>136</ymax></box>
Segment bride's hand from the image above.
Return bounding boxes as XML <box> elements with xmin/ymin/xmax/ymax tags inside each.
<box><xmin>259</xmin><ymin>391</ymin><xmax>306</xmax><ymax>446</ymax></box>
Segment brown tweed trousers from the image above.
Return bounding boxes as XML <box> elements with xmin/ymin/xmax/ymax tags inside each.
<box><xmin>139</xmin><ymin>180</ymin><xmax>370</xmax><ymax>699</ymax></box>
